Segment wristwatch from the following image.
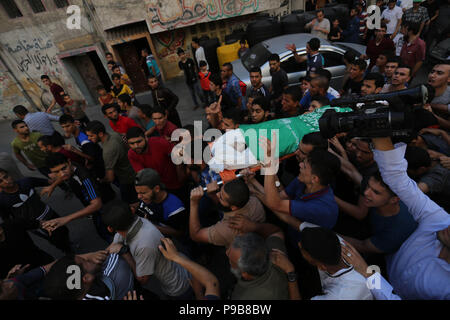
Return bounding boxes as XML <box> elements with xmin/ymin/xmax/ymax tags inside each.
<box><xmin>118</xmin><ymin>245</ymin><xmax>129</xmax><ymax>256</ymax></box>
<box><xmin>287</xmin><ymin>271</ymin><xmax>297</xmax><ymax>282</ymax></box>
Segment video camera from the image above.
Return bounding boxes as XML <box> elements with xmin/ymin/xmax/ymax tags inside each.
<box><xmin>319</xmin><ymin>85</ymin><xmax>434</xmax><ymax>140</ymax></box>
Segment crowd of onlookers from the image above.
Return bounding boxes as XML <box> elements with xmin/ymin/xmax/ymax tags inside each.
<box><xmin>0</xmin><ymin>0</ymin><xmax>449</xmax><ymax>301</ymax></box>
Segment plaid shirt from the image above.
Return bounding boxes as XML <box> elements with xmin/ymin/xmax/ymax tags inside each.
<box><xmin>403</xmin><ymin>6</ymin><xmax>429</xmax><ymax>24</ymax></box>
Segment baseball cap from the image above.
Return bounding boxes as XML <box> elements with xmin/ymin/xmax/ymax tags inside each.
<box><xmin>135</xmin><ymin>168</ymin><xmax>163</xmax><ymax>188</ymax></box>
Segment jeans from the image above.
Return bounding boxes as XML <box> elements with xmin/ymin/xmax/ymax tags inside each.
<box><xmin>187</xmin><ymin>81</ymin><xmax>204</xmax><ymax>107</ymax></box>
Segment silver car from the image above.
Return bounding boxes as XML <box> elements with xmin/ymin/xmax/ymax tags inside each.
<box><xmin>231</xmin><ymin>33</ymin><xmax>367</xmax><ymax>91</ymax></box>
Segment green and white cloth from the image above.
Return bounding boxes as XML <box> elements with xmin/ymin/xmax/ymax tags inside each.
<box><xmin>208</xmin><ymin>105</ymin><xmax>352</xmax><ymax>173</ymax></box>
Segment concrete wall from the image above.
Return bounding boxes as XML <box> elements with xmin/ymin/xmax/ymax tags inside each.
<box><xmin>0</xmin><ymin>0</ymin><xmax>94</xmax><ymax>118</ymax></box>
<box><xmin>92</xmin><ymin>0</ymin><xmax>283</xmax><ymax>33</ymax></box>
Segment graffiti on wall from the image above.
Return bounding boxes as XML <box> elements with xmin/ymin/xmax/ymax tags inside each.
<box><xmin>2</xmin><ymin>37</ymin><xmax>63</xmax><ymax>77</ymax></box>
<box><xmin>148</xmin><ymin>0</ymin><xmax>259</xmax><ymax>31</ymax></box>
<box><xmin>155</xmin><ymin>30</ymin><xmax>186</xmax><ymax>58</ymax></box>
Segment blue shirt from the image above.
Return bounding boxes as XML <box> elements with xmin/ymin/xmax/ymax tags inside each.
<box><xmin>369</xmin><ymin>201</ymin><xmax>418</xmax><ymax>254</ymax></box>
<box><xmin>146</xmin><ymin>55</ymin><xmax>160</xmax><ymax>77</ymax></box>
<box><xmin>75</xmin><ymin>130</ymin><xmax>90</xmax><ymax>147</ymax></box>
<box><xmin>307</xmin><ymin>53</ymin><xmax>324</xmax><ymax>75</ymax></box>
<box><xmin>300</xmin><ymin>91</ymin><xmax>337</xmax><ymax>110</ymax></box>
<box><xmin>285</xmin><ymin>178</ymin><xmax>338</xmax><ymax>229</ymax></box>
<box><xmin>138</xmin><ymin>193</ymin><xmax>185</xmax><ymax>230</ymax></box>
<box><xmin>224</xmin><ymin>74</ymin><xmax>244</xmax><ymax>109</ymax></box>
<box><xmin>374</xmin><ymin>143</ymin><xmax>450</xmax><ymax>299</ymax></box>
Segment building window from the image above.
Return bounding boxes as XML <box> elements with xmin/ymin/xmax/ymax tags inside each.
<box><xmin>54</xmin><ymin>0</ymin><xmax>69</xmax><ymax>8</ymax></box>
<box><xmin>1</xmin><ymin>0</ymin><xmax>23</xmax><ymax>18</ymax></box>
<box><xmin>27</xmin><ymin>0</ymin><xmax>46</xmax><ymax>13</ymax></box>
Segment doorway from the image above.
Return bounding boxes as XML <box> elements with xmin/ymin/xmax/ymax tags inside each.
<box><xmin>61</xmin><ymin>49</ymin><xmax>112</xmax><ymax>105</ymax></box>
<box><xmin>114</xmin><ymin>38</ymin><xmax>151</xmax><ymax>93</ymax></box>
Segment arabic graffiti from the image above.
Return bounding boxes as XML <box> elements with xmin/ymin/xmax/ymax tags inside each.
<box><xmin>148</xmin><ymin>0</ymin><xmax>259</xmax><ymax>30</ymax></box>
<box><xmin>3</xmin><ymin>38</ymin><xmax>62</xmax><ymax>75</ymax></box>
<box><xmin>207</xmin><ymin>0</ymin><xmax>258</xmax><ymax>20</ymax></box>
<box><xmin>155</xmin><ymin>29</ymin><xmax>186</xmax><ymax>58</ymax></box>
<box><xmin>4</xmin><ymin>38</ymin><xmax>54</xmax><ymax>54</ymax></box>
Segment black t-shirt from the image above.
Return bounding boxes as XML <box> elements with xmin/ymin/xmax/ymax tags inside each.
<box><xmin>67</xmin><ymin>166</ymin><xmax>102</xmax><ymax>207</ymax></box>
<box><xmin>270</xmin><ymin>68</ymin><xmax>288</xmax><ymax>100</ymax></box>
<box><xmin>0</xmin><ymin>177</ymin><xmax>52</xmax><ymax>229</ymax></box>
<box><xmin>422</xmin><ymin>0</ymin><xmax>440</xmax><ymax>20</ymax></box>
<box><xmin>178</xmin><ymin>58</ymin><xmax>198</xmax><ymax>84</ymax></box>
<box><xmin>213</xmin><ymin>91</ymin><xmax>234</xmax><ymax>111</ymax></box>
<box><xmin>343</xmin><ymin>78</ymin><xmax>363</xmax><ymax>95</ymax></box>
<box><xmin>328</xmin><ymin>26</ymin><xmax>343</xmax><ymax>41</ymax></box>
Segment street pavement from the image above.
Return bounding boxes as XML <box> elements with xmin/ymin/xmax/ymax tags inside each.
<box><xmin>0</xmin><ymin>62</ymin><xmax>432</xmax><ymax>259</ymax></box>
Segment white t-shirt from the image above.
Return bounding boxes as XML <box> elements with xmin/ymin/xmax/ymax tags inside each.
<box><xmin>381</xmin><ymin>6</ymin><xmax>403</xmax><ymax>34</ymax></box>
<box><xmin>393</xmin><ymin>33</ymin><xmax>405</xmax><ymax>56</ymax></box>
<box><xmin>195</xmin><ymin>46</ymin><xmax>209</xmax><ymax>70</ymax></box>
<box><xmin>299</xmin><ymin>222</ymin><xmax>373</xmax><ymax>300</ymax></box>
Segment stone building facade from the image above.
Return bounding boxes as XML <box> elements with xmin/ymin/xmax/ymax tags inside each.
<box><xmin>0</xmin><ymin>0</ymin><xmax>287</xmax><ymax>119</ymax></box>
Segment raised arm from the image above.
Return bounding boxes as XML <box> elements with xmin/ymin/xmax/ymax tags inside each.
<box><xmin>372</xmin><ymin>137</ymin><xmax>449</xmax><ymax>224</ymax></box>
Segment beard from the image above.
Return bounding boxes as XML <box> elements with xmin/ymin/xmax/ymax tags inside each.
<box><xmin>230</xmin><ymin>267</ymin><xmax>242</xmax><ymax>280</ymax></box>
<box><xmin>217</xmin><ymin>203</ymin><xmax>232</xmax><ymax>213</ymax></box>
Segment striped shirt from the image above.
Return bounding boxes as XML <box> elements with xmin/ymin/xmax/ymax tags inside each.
<box><xmin>24</xmin><ymin>112</ymin><xmax>59</xmax><ymax>136</ymax></box>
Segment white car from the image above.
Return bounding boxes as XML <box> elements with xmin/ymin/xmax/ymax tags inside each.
<box><xmin>232</xmin><ymin>33</ymin><xmax>367</xmax><ymax>91</ymax></box>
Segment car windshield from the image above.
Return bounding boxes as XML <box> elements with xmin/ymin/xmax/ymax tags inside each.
<box><xmin>241</xmin><ymin>43</ymin><xmax>272</xmax><ymax>71</ymax></box>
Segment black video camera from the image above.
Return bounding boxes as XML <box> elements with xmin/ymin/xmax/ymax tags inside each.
<box><xmin>318</xmin><ymin>85</ymin><xmax>434</xmax><ymax>140</ymax></box>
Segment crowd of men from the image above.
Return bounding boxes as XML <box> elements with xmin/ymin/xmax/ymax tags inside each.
<box><xmin>0</xmin><ymin>0</ymin><xmax>449</xmax><ymax>301</ymax></box>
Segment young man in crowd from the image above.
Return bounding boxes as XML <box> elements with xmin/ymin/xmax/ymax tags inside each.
<box><xmin>62</xmin><ymin>93</ymin><xmax>90</xmax><ymax>129</ymax></box>
<box><xmin>384</xmin><ymin>55</ymin><xmax>401</xmax><ymax>84</ymax></box>
<box><xmin>286</xmin><ymin>38</ymin><xmax>324</xmax><ymax>76</ymax></box>
<box><xmin>249</xmin><ymin>97</ymin><xmax>271</xmax><ymax>124</ymax></box>
<box><xmin>305</xmin><ymin>9</ymin><xmax>331</xmax><ymax>40</ymax></box>
<box><xmin>41</xmin><ymin>153</ymin><xmax>112</xmax><ymax>242</ymax></box>
<box><xmin>0</xmin><ymin>168</ymin><xmax>72</xmax><ymax>254</ymax></box>
<box><xmin>151</xmin><ymin>106</ymin><xmax>178</xmax><ymax>142</ymax></box>
<box><xmin>221</xmin><ymin>63</ymin><xmax>244</xmax><ymax>110</ymax></box>
<box><xmin>177</xmin><ymin>48</ymin><xmax>204</xmax><ymax>110</ymax></box>
<box><xmin>400</xmin><ymin>22</ymin><xmax>426</xmax><ymax>79</ymax></box>
<box><xmin>85</xmin><ymin>121</ymin><xmax>138</xmax><ymax>205</ymax></box>
<box><xmin>41</xmin><ymin>75</ymin><xmax>66</xmax><ymax>114</ymax></box>
<box><xmin>103</xmin><ymin>201</ymin><xmax>193</xmax><ymax>299</ymax></box>
<box><xmin>13</xmin><ymin>105</ymin><xmax>60</xmax><ymax>137</ymax></box>
<box><xmin>142</xmin><ymin>48</ymin><xmax>162</xmax><ymax>84</ymax></box>
<box><xmin>191</xmin><ymin>37</ymin><xmax>209</xmax><ymax>70</ymax></box>
<box><xmin>102</xmin><ymin>103</ymin><xmax>140</xmax><ymax>138</ymax></box>
<box><xmin>281</xmin><ymin>86</ymin><xmax>303</xmax><ymax>117</ymax></box>
<box><xmin>134</xmin><ymin>168</ymin><xmax>188</xmax><ymax>239</ymax></box>
<box><xmin>58</xmin><ymin>115</ymin><xmax>108</xmax><ymax>184</ymax></box>
<box><xmin>110</xmin><ymin>74</ymin><xmax>134</xmax><ymax>105</ymax></box>
<box><xmin>361</xmin><ymin>72</ymin><xmax>385</xmax><ymax>96</ymax></box>
<box><xmin>381</xmin><ymin>64</ymin><xmax>411</xmax><ymax>92</ymax></box>
<box><xmin>341</xmin><ymin>59</ymin><xmax>367</xmax><ymax>96</ymax></box>
<box><xmin>402</xmin><ymin>0</ymin><xmax>429</xmax><ymax>36</ymax></box>
<box><xmin>11</xmin><ymin>120</ymin><xmax>48</xmax><ymax>176</ymax></box>
<box><xmin>300</xmin><ymin>76</ymin><xmax>336</xmax><ymax>110</ymax></box>
<box><xmin>148</xmin><ymin>75</ymin><xmax>182</xmax><ymax>128</ymax></box>
<box><xmin>105</xmin><ymin>52</ymin><xmax>125</xmax><ymax>74</ymax></box>
<box><xmin>381</xmin><ymin>0</ymin><xmax>403</xmax><ymax>39</ymax></box>
<box><xmin>267</xmin><ymin>54</ymin><xmax>288</xmax><ymax>113</ymax></box>
<box><xmin>117</xmin><ymin>94</ymin><xmax>146</xmax><ymax>129</ymax></box>
<box><xmin>246</xmin><ymin>67</ymin><xmax>270</xmax><ymax>102</ymax></box>
<box><xmin>126</xmin><ymin>127</ymin><xmax>184</xmax><ymax>196</ymax></box>
<box><xmin>112</xmin><ymin>64</ymin><xmax>132</xmax><ymax>87</ymax></box>
<box><xmin>361</xmin><ymin>23</ymin><xmax>395</xmax><ymax>71</ymax></box>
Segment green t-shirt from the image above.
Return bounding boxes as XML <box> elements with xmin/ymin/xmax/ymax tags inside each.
<box><xmin>102</xmin><ymin>132</ymin><xmax>136</xmax><ymax>184</ymax></box>
<box><xmin>239</xmin><ymin>105</ymin><xmax>352</xmax><ymax>161</ymax></box>
<box><xmin>11</xmin><ymin>132</ymin><xmax>47</xmax><ymax>168</ymax></box>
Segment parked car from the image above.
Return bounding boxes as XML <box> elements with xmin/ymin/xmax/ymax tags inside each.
<box><xmin>429</xmin><ymin>37</ymin><xmax>450</xmax><ymax>65</ymax></box>
<box><xmin>232</xmin><ymin>33</ymin><xmax>367</xmax><ymax>91</ymax></box>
